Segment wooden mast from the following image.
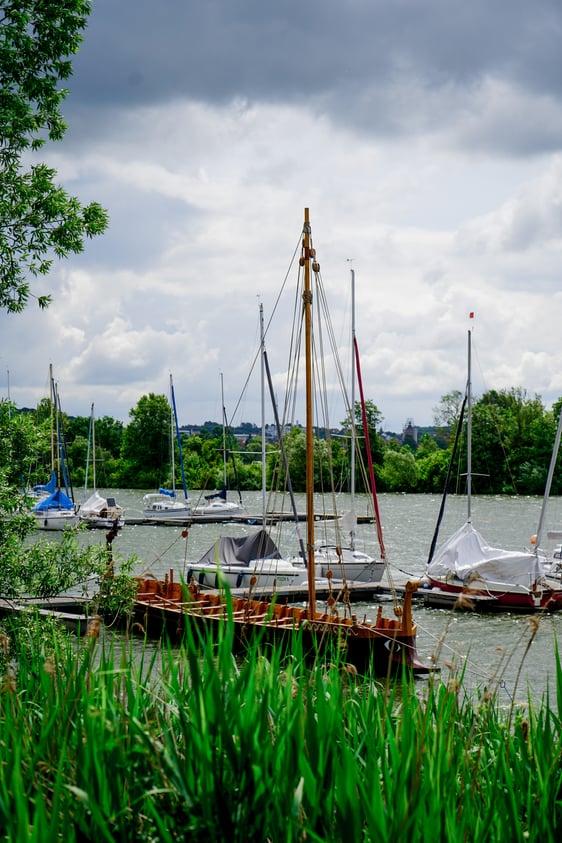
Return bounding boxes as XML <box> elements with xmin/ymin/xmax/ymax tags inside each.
<box><xmin>302</xmin><ymin>208</ymin><xmax>316</xmax><ymax>616</ymax></box>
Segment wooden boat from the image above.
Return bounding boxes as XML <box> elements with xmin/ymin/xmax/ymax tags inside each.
<box><xmin>135</xmin><ymin>209</ymin><xmax>431</xmax><ymax>675</ymax></box>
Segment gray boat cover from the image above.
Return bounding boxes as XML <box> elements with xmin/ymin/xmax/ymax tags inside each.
<box><xmin>196</xmin><ymin>529</ymin><xmax>282</xmax><ymax>567</ymax></box>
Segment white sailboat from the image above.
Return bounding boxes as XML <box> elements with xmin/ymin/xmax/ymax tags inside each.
<box><xmin>311</xmin><ymin>267</ymin><xmax>385</xmax><ymax>583</ymax></box>
<box><xmin>79</xmin><ymin>404</ymin><xmax>124</xmax><ymax>529</ymax></box>
<box><xmin>186</xmin><ymin>306</ymin><xmax>306</xmax><ymax>589</ymax></box>
<box><xmin>143</xmin><ymin>374</ymin><xmax>191</xmax><ymax>522</ymax></box>
<box><xmin>426</xmin><ymin>323</ymin><xmax>562</xmax><ymax>611</ymax></box>
<box><xmin>192</xmin><ymin>373</ymin><xmax>244</xmax><ymax>520</ymax></box>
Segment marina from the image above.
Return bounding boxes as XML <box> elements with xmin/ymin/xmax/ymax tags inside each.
<box><xmin>14</xmin><ymin>488</ymin><xmax>562</xmax><ymax>700</ymax></box>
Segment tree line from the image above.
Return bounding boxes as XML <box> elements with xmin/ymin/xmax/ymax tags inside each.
<box><xmin>2</xmin><ymin>385</ymin><xmax>562</xmax><ymax>497</ymax></box>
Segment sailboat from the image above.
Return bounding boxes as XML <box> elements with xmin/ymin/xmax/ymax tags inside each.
<box><xmin>309</xmin><ymin>266</ymin><xmax>385</xmax><ymax>584</ymax></box>
<box><xmin>191</xmin><ymin>373</ymin><xmax>245</xmax><ymax>520</ymax></box>
<box><xmin>135</xmin><ymin>209</ymin><xmax>430</xmax><ymax>675</ymax></box>
<box><xmin>143</xmin><ymin>374</ymin><xmax>191</xmax><ymax>522</ymax></box>
<box><xmin>426</xmin><ymin>324</ymin><xmax>562</xmax><ymax>611</ymax></box>
<box><xmin>33</xmin><ymin>370</ymin><xmax>79</xmax><ymax>530</ymax></box>
<box><xmin>78</xmin><ymin>404</ymin><xmax>125</xmax><ymax>529</ymax></box>
<box><xmin>186</xmin><ymin>306</ymin><xmax>307</xmax><ymax>588</ymax></box>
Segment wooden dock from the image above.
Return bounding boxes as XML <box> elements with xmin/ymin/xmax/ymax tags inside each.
<box><xmin>0</xmin><ymin>596</ymin><xmax>92</xmax><ymax>634</ymax></box>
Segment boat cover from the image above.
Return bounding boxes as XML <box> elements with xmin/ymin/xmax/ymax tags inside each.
<box><xmin>33</xmin><ymin>470</ymin><xmax>57</xmax><ymax>495</ymax></box>
<box><xmin>33</xmin><ymin>488</ymin><xmax>74</xmax><ymax>512</ymax></box>
<box><xmin>81</xmin><ymin>490</ymin><xmax>119</xmax><ymax>515</ymax></box>
<box><xmin>196</xmin><ymin>529</ymin><xmax>282</xmax><ymax>567</ymax></box>
<box><xmin>427</xmin><ymin>521</ymin><xmax>544</xmax><ymax>587</ymax></box>
<box><xmin>204</xmin><ymin>486</ymin><xmax>227</xmax><ymax>502</ymax></box>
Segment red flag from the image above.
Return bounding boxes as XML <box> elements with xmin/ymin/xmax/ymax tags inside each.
<box><xmin>469</xmin><ymin>312</ymin><xmax>474</xmax><ymax>319</ymax></box>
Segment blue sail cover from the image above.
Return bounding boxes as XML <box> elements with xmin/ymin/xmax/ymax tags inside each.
<box><xmin>204</xmin><ymin>486</ymin><xmax>227</xmax><ymax>503</ymax></box>
<box><xmin>158</xmin><ymin>488</ymin><xmax>176</xmax><ymax>498</ymax></box>
<box><xmin>33</xmin><ymin>470</ymin><xmax>57</xmax><ymax>495</ymax></box>
<box><xmin>33</xmin><ymin>488</ymin><xmax>74</xmax><ymax>512</ymax></box>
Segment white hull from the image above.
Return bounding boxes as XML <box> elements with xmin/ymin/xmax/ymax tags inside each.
<box><xmin>192</xmin><ymin>501</ymin><xmax>244</xmax><ymax>520</ymax></box>
<box><xmin>143</xmin><ymin>493</ymin><xmax>191</xmax><ymax>522</ymax></box>
<box><xmin>186</xmin><ymin>558</ymin><xmax>306</xmax><ymax>590</ymax></box>
<box><xmin>35</xmin><ymin>510</ymin><xmax>79</xmax><ymax>531</ymax></box>
<box><xmin>292</xmin><ymin>546</ymin><xmax>385</xmax><ymax>583</ymax></box>
<box><xmin>143</xmin><ymin>508</ymin><xmax>191</xmax><ymax>522</ymax></box>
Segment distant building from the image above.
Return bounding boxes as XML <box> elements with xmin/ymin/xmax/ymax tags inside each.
<box><xmin>401</xmin><ymin>419</ymin><xmax>419</xmax><ymax>447</ymax></box>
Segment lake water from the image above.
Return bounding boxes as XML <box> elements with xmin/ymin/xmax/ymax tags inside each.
<box><xmin>71</xmin><ymin>489</ymin><xmax>562</xmax><ymax>705</ymax></box>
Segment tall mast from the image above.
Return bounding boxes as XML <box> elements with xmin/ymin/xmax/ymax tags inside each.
<box><xmin>49</xmin><ymin>363</ymin><xmax>55</xmax><ymax>474</ymax></box>
<box><xmin>91</xmin><ymin>403</ymin><xmax>96</xmax><ymax>491</ymax></box>
<box><xmin>170</xmin><ymin>373</ymin><xmax>189</xmax><ymax>501</ymax></box>
<box><xmin>467</xmin><ymin>328</ymin><xmax>472</xmax><ymax>523</ymax></box>
<box><xmin>260</xmin><ymin>303</ymin><xmax>267</xmax><ymax>524</ymax></box>
<box><xmin>350</xmin><ymin>266</ymin><xmax>356</xmax><ymax>551</ymax></box>
<box><xmin>302</xmin><ymin>208</ymin><xmax>316</xmax><ymax>616</ymax></box>
<box><xmin>169</xmin><ymin>373</ymin><xmax>176</xmax><ymax>496</ymax></box>
<box><xmin>221</xmin><ymin>371</ymin><xmax>227</xmax><ymax>490</ymax></box>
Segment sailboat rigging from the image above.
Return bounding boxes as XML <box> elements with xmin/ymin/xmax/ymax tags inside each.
<box><xmin>134</xmin><ymin>209</ymin><xmax>430</xmax><ymax>675</ymax></box>
<box><xmin>143</xmin><ymin>374</ymin><xmax>191</xmax><ymax>522</ymax></box>
<box><xmin>309</xmin><ymin>266</ymin><xmax>385</xmax><ymax>583</ymax></box>
<box><xmin>191</xmin><ymin>373</ymin><xmax>245</xmax><ymax>520</ymax></box>
<box><xmin>78</xmin><ymin>403</ymin><xmax>125</xmax><ymax>529</ymax></box>
<box><xmin>32</xmin><ymin>368</ymin><xmax>79</xmax><ymax>530</ymax></box>
<box><xmin>426</xmin><ymin>325</ymin><xmax>562</xmax><ymax>611</ymax></box>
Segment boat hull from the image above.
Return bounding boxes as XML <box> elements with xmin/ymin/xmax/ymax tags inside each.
<box><xmin>192</xmin><ymin>502</ymin><xmax>245</xmax><ymax>520</ymax></box>
<box><xmin>186</xmin><ymin>561</ymin><xmax>306</xmax><ymax>591</ymax></box>
<box><xmin>134</xmin><ymin>576</ymin><xmax>432</xmax><ymax>676</ymax></box>
<box><xmin>34</xmin><ymin>510</ymin><xmax>79</xmax><ymax>531</ymax></box>
<box><xmin>426</xmin><ymin>576</ymin><xmax>562</xmax><ymax>612</ymax></box>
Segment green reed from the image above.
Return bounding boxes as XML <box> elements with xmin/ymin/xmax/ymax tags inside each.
<box><xmin>0</xmin><ymin>614</ymin><xmax>561</xmax><ymax>842</ymax></box>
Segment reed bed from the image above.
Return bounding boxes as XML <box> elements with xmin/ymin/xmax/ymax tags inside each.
<box><xmin>0</xmin><ymin>614</ymin><xmax>561</xmax><ymax>842</ymax></box>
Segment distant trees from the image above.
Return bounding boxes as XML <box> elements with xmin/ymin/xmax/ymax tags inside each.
<box><xmin>119</xmin><ymin>394</ymin><xmax>171</xmax><ymax>489</ymax></box>
<box><xmin>3</xmin><ymin>384</ymin><xmax>562</xmax><ymax>496</ymax></box>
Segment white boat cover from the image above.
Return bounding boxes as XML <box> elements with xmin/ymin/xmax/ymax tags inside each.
<box><xmin>81</xmin><ymin>490</ymin><xmax>120</xmax><ymax>516</ymax></box>
<box><xmin>427</xmin><ymin>521</ymin><xmax>544</xmax><ymax>587</ymax></box>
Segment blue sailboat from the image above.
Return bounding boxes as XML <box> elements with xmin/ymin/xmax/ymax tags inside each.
<box><xmin>33</xmin><ymin>371</ymin><xmax>78</xmax><ymax>530</ymax></box>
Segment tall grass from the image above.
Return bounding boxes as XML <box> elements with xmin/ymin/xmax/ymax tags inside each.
<box><xmin>0</xmin><ymin>614</ymin><xmax>561</xmax><ymax>842</ymax></box>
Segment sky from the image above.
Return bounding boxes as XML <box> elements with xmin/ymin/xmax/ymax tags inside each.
<box><xmin>3</xmin><ymin>0</ymin><xmax>562</xmax><ymax>433</ymax></box>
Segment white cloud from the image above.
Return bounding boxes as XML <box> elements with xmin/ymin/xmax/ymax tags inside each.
<box><xmin>4</xmin><ymin>3</ymin><xmax>562</xmax><ymax>433</ymax></box>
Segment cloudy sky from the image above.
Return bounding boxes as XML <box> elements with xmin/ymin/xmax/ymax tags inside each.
<box><xmin>3</xmin><ymin>0</ymin><xmax>562</xmax><ymax>432</ymax></box>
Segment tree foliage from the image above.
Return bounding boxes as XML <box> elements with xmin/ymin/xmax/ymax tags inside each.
<box><xmin>0</xmin><ymin>0</ymin><xmax>108</xmax><ymax>312</ymax></box>
<box><xmin>120</xmin><ymin>393</ymin><xmax>171</xmax><ymax>488</ymax></box>
<box><xmin>5</xmin><ymin>385</ymin><xmax>562</xmax><ymax>496</ymax></box>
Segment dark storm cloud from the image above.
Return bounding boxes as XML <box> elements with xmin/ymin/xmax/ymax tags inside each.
<box><xmin>68</xmin><ymin>0</ymin><xmax>562</xmax><ymax>153</ymax></box>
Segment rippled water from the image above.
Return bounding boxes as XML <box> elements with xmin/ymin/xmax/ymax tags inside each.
<box><xmin>72</xmin><ymin>489</ymin><xmax>562</xmax><ymax>704</ymax></box>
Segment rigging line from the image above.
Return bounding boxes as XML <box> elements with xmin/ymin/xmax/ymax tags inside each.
<box><xmin>353</xmin><ymin>336</ymin><xmax>394</xmax><ymax>589</ymax></box>
<box><xmin>263</xmin><ymin>348</ymin><xmax>307</xmax><ymax>565</ymax></box>
<box><xmin>311</xmin><ymin>342</ymin><xmax>340</xmax><ymax>533</ymax></box>
<box><xmin>427</xmin><ymin>392</ymin><xmax>467</xmax><ymax>565</ymax></box>
<box><xmin>225</xmin><ymin>229</ymin><xmax>302</xmax><ymax>426</ymax></box>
